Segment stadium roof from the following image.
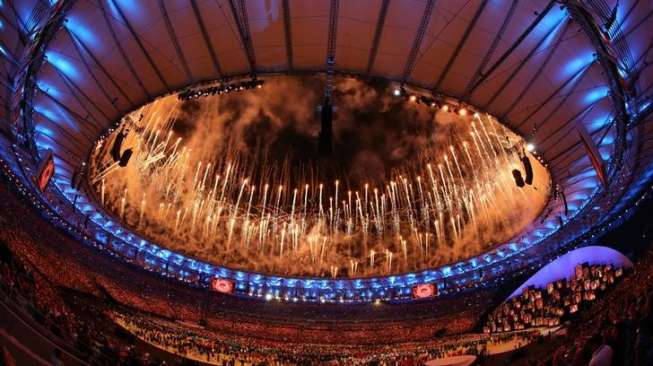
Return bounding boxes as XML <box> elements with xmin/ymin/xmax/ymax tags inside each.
<box><xmin>1</xmin><ymin>0</ymin><xmax>653</xmax><ymax>301</ymax></box>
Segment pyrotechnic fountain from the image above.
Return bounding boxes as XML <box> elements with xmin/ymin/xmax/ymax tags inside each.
<box><xmin>88</xmin><ymin>76</ymin><xmax>550</xmax><ymax>278</ymax></box>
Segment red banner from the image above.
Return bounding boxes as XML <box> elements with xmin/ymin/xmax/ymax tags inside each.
<box><xmin>412</xmin><ymin>283</ymin><xmax>437</xmax><ymax>298</ymax></box>
<box><xmin>577</xmin><ymin>123</ymin><xmax>608</xmax><ymax>188</ymax></box>
<box><xmin>35</xmin><ymin>149</ymin><xmax>55</xmax><ymax>192</ymax></box>
<box><xmin>211</xmin><ymin>278</ymin><xmax>234</xmax><ymax>294</ymax></box>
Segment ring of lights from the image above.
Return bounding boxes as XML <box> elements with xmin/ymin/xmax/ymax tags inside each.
<box><xmin>21</xmin><ymin>76</ymin><xmax>593</xmax><ymax>303</ymax></box>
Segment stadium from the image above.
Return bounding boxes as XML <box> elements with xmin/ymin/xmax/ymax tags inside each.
<box><xmin>0</xmin><ymin>0</ymin><xmax>652</xmax><ymax>365</ymax></box>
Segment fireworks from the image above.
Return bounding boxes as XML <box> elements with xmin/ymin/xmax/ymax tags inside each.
<box><xmin>89</xmin><ymin>77</ymin><xmax>549</xmax><ymax>278</ymax></box>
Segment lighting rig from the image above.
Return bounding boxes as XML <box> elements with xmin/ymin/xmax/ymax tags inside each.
<box><xmin>177</xmin><ymin>78</ymin><xmax>264</xmax><ymax>101</ymax></box>
<box><xmin>392</xmin><ymin>85</ymin><xmax>472</xmax><ymax>117</ymax></box>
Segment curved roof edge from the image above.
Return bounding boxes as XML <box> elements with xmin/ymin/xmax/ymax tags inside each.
<box><xmin>508</xmin><ymin>245</ymin><xmax>633</xmax><ymax>300</ymax></box>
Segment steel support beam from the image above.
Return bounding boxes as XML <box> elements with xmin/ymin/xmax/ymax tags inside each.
<box><xmin>401</xmin><ymin>0</ymin><xmax>435</xmax><ymax>83</ymax></box>
<box><xmin>190</xmin><ymin>0</ymin><xmax>223</xmax><ymax>77</ymax></box>
<box><xmin>282</xmin><ymin>0</ymin><xmax>293</xmax><ymax>70</ymax></box>
<box><xmin>99</xmin><ymin>1</ymin><xmax>151</xmax><ymax>100</ymax></box>
<box><xmin>38</xmin><ymin>90</ymin><xmax>97</xmax><ymax>142</ymax></box>
<box><xmin>37</xmin><ymin>132</ymin><xmax>86</xmax><ymax>163</ymax></box>
<box><xmin>66</xmin><ymin>29</ymin><xmax>134</xmax><ymax>106</ymax></box>
<box><xmin>0</xmin><ymin>8</ymin><xmax>27</xmax><ymax>45</ymax></box>
<box><xmin>516</xmin><ymin>63</ymin><xmax>592</xmax><ymax>129</ymax></box>
<box><xmin>53</xmin><ymin>68</ymin><xmax>108</xmax><ymax>129</ymax></box>
<box><xmin>326</xmin><ymin>0</ymin><xmax>339</xmax><ymax>63</ymax></box>
<box><xmin>64</xmin><ymin>30</ymin><xmax>120</xmax><ymax>111</ymax></box>
<box><xmin>468</xmin><ymin>0</ymin><xmax>556</xmax><ymax>95</ymax></box>
<box><xmin>228</xmin><ymin>0</ymin><xmax>257</xmax><ymax>74</ymax></box>
<box><xmin>623</xmin><ymin>6</ymin><xmax>653</xmax><ymax>38</ymax></box>
<box><xmin>462</xmin><ymin>0</ymin><xmax>518</xmax><ymax>99</ymax></box>
<box><xmin>365</xmin><ymin>0</ymin><xmax>390</xmax><ymax>76</ymax></box>
<box><xmin>32</xmin><ymin>108</ymin><xmax>89</xmax><ymax>154</ymax></box>
<box><xmin>501</xmin><ymin>23</ymin><xmax>572</xmax><ymax>120</ymax></box>
<box><xmin>566</xmin><ymin>0</ymin><xmax>630</xmax><ymax>171</ymax></box>
<box><xmin>9</xmin><ymin>0</ymin><xmax>71</xmax><ymax>152</ymax></box>
<box><xmin>584</xmin><ymin>0</ymin><xmax>635</xmax><ymax>70</ymax></box>
<box><xmin>323</xmin><ymin>0</ymin><xmax>339</xmax><ymax>100</ymax></box>
<box><xmin>530</xmin><ymin>68</ymin><xmax>591</xmax><ymax>132</ymax></box>
<box><xmin>538</xmin><ymin>103</ymin><xmax>596</xmax><ymax>148</ymax></box>
<box><xmin>482</xmin><ymin>18</ymin><xmax>567</xmax><ymax>110</ymax></box>
<box><xmin>110</xmin><ymin>0</ymin><xmax>170</xmax><ymax>92</ymax></box>
<box><xmin>0</xmin><ymin>39</ymin><xmax>19</xmax><ymax>64</ymax></box>
<box><xmin>433</xmin><ymin>0</ymin><xmax>488</xmax><ymax>91</ymax></box>
<box><xmin>6</xmin><ymin>1</ymin><xmax>29</xmax><ymax>36</ymax></box>
<box><xmin>159</xmin><ymin>0</ymin><xmax>193</xmax><ymax>82</ymax></box>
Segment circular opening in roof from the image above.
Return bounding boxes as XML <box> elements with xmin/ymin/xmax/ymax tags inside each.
<box><xmin>87</xmin><ymin>76</ymin><xmax>550</xmax><ymax>278</ymax></box>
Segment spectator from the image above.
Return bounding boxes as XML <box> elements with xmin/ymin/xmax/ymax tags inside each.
<box><xmin>51</xmin><ymin>348</ymin><xmax>64</xmax><ymax>366</ymax></box>
<box><xmin>588</xmin><ymin>335</ymin><xmax>613</xmax><ymax>366</ymax></box>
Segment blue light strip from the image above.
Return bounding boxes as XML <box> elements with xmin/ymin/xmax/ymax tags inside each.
<box><xmin>16</xmin><ymin>126</ymin><xmax>598</xmax><ymax>303</ymax></box>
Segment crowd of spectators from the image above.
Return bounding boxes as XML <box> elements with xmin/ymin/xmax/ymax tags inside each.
<box><xmin>0</xmin><ymin>215</ymin><xmax>535</xmax><ymax>366</ymax></box>
<box><xmin>2</xmin><ymin>156</ymin><xmax>653</xmax><ymax>366</ymax></box>
<box><xmin>0</xmin><ymin>172</ymin><xmax>487</xmax><ymax>344</ymax></box>
<box><xmin>0</xmin><ymin>239</ymin><xmax>137</xmax><ymax>365</ymax></box>
<box><xmin>0</xmin><ymin>173</ymin><xmax>492</xmax><ymax>364</ymax></box>
<box><xmin>484</xmin><ymin>249</ymin><xmax>653</xmax><ymax>366</ymax></box>
<box><xmin>112</xmin><ymin>311</ymin><xmax>276</xmax><ymax>365</ymax></box>
<box><xmin>542</xmin><ymin>250</ymin><xmax>653</xmax><ymax>366</ymax></box>
<box><xmin>111</xmin><ymin>309</ymin><xmax>543</xmax><ymax>365</ymax></box>
<box><xmin>0</xmin><ymin>178</ymin><xmax>172</xmax><ymax>365</ymax></box>
<box><xmin>0</xmin><ymin>243</ymin><xmax>75</xmax><ymax>340</ymax></box>
<box><xmin>485</xmin><ymin>264</ymin><xmax>624</xmax><ymax>333</ymax></box>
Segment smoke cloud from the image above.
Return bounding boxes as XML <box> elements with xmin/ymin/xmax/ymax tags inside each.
<box><xmin>89</xmin><ymin>76</ymin><xmax>550</xmax><ymax>278</ymax></box>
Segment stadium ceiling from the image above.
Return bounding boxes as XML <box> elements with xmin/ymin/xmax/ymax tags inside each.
<box><xmin>1</xmin><ymin>0</ymin><xmax>653</xmax><ymax>301</ymax></box>
<box><xmin>5</xmin><ymin>0</ymin><xmax>649</xmax><ymax>191</ymax></box>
